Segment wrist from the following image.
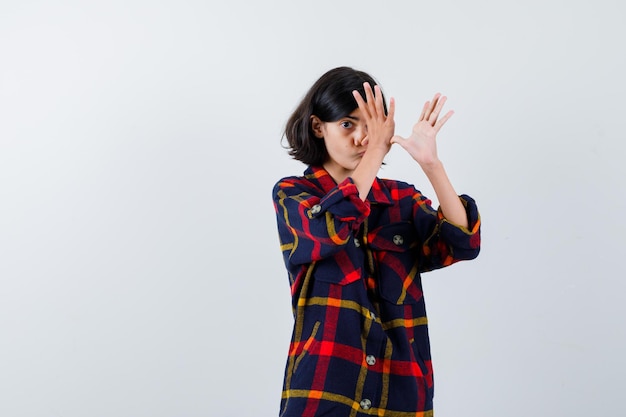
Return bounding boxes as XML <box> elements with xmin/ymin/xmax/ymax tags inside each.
<box><xmin>365</xmin><ymin>145</ymin><xmax>389</xmax><ymax>158</ymax></box>
<box><xmin>419</xmin><ymin>159</ymin><xmax>443</xmax><ymax>175</ymax></box>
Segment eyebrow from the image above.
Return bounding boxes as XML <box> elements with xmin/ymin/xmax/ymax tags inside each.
<box><xmin>344</xmin><ymin>115</ymin><xmax>360</xmax><ymax>121</ymax></box>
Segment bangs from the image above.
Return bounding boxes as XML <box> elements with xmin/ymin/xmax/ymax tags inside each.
<box><xmin>313</xmin><ymin>71</ymin><xmax>385</xmax><ymax>122</ymax></box>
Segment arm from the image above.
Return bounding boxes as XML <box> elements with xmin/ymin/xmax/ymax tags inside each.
<box><xmin>412</xmin><ymin>188</ymin><xmax>481</xmax><ymax>272</ymax></box>
<box><xmin>422</xmin><ymin>161</ymin><xmax>468</xmax><ymax>228</ymax></box>
<box><xmin>391</xmin><ymin>93</ymin><xmax>468</xmax><ymax>227</ymax></box>
<box><xmin>351</xmin><ymin>83</ymin><xmax>395</xmax><ymax>201</ymax></box>
<box><xmin>273</xmin><ymin>176</ymin><xmax>369</xmax><ymax>266</ymax></box>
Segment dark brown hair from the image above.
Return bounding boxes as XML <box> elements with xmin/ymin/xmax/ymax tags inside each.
<box><xmin>284</xmin><ymin>67</ymin><xmax>387</xmax><ymax>166</ymax></box>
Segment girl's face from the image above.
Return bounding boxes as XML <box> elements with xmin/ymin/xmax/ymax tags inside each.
<box><xmin>312</xmin><ymin>108</ymin><xmax>368</xmax><ymax>183</ymax></box>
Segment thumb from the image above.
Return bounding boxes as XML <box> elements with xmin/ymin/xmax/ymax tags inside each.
<box><xmin>390</xmin><ymin>134</ymin><xmax>406</xmax><ymax>146</ymax></box>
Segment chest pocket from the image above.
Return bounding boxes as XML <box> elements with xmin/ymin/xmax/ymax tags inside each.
<box><xmin>368</xmin><ymin>221</ymin><xmax>423</xmax><ymax>304</ymax></box>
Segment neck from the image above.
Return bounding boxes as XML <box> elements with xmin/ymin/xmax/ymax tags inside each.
<box><xmin>322</xmin><ymin>162</ymin><xmax>352</xmax><ymax>184</ymax></box>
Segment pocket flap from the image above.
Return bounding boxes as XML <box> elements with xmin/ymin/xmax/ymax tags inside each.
<box><xmin>368</xmin><ymin>221</ymin><xmax>418</xmax><ymax>252</ymax></box>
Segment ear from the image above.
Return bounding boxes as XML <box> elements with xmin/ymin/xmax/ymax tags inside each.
<box><xmin>310</xmin><ymin>115</ymin><xmax>324</xmax><ymax>138</ymax></box>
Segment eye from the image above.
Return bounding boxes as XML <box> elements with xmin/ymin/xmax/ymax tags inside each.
<box><xmin>340</xmin><ymin>121</ymin><xmax>353</xmax><ymax>129</ymax></box>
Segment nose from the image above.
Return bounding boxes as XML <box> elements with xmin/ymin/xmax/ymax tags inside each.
<box><xmin>354</xmin><ymin>126</ymin><xmax>367</xmax><ymax>146</ymax></box>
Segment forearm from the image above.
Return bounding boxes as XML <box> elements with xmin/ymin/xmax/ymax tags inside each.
<box><xmin>421</xmin><ymin>160</ymin><xmax>469</xmax><ymax>228</ymax></box>
<box><xmin>273</xmin><ymin>178</ymin><xmax>370</xmax><ymax>265</ymax></box>
<box><xmin>350</xmin><ymin>83</ymin><xmax>395</xmax><ymax>200</ymax></box>
<box><xmin>351</xmin><ymin>147</ymin><xmax>388</xmax><ymax>200</ymax></box>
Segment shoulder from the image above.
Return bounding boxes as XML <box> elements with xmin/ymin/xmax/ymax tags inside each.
<box><xmin>273</xmin><ymin>175</ymin><xmax>303</xmax><ymax>194</ymax></box>
<box><xmin>273</xmin><ymin>166</ymin><xmax>330</xmax><ymax>197</ymax></box>
<box><xmin>272</xmin><ymin>176</ymin><xmax>320</xmax><ymax>200</ymax></box>
<box><xmin>379</xmin><ymin>177</ymin><xmax>422</xmax><ymax>196</ymax></box>
<box><xmin>376</xmin><ymin>178</ymin><xmax>434</xmax><ymax>211</ymax></box>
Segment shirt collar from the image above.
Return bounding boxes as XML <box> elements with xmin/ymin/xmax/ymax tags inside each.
<box><xmin>305</xmin><ymin>166</ymin><xmax>393</xmax><ymax>206</ymax></box>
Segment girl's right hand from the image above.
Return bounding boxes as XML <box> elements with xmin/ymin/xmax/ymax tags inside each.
<box><xmin>352</xmin><ymin>82</ymin><xmax>395</xmax><ymax>154</ymax></box>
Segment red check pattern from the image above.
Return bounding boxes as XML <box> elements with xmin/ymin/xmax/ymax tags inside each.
<box><xmin>273</xmin><ymin>166</ymin><xmax>481</xmax><ymax>416</ymax></box>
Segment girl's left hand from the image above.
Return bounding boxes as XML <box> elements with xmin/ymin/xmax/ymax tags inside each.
<box><xmin>391</xmin><ymin>93</ymin><xmax>454</xmax><ymax>168</ymax></box>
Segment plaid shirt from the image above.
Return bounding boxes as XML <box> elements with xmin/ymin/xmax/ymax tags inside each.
<box><xmin>273</xmin><ymin>166</ymin><xmax>481</xmax><ymax>417</ymax></box>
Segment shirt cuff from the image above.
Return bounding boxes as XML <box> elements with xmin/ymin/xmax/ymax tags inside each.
<box><xmin>437</xmin><ymin>194</ymin><xmax>481</xmax><ymax>250</ymax></box>
<box><xmin>307</xmin><ymin>178</ymin><xmax>370</xmax><ymax>227</ymax></box>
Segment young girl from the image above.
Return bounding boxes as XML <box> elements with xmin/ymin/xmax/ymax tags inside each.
<box><xmin>273</xmin><ymin>67</ymin><xmax>481</xmax><ymax>417</ymax></box>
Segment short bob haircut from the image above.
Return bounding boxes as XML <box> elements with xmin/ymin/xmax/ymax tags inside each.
<box><xmin>284</xmin><ymin>66</ymin><xmax>387</xmax><ymax>167</ymax></box>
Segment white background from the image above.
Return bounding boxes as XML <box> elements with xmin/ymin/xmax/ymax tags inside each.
<box><xmin>1</xmin><ymin>1</ymin><xmax>624</xmax><ymax>416</ymax></box>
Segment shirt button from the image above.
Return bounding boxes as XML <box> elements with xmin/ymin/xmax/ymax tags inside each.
<box><xmin>310</xmin><ymin>204</ymin><xmax>321</xmax><ymax>215</ymax></box>
<box><xmin>366</xmin><ymin>355</ymin><xmax>376</xmax><ymax>366</ymax></box>
<box><xmin>360</xmin><ymin>399</ymin><xmax>372</xmax><ymax>410</ymax></box>
<box><xmin>354</xmin><ymin>238</ymin><xmax>361</xmax><ymax>248</ymax></box>
<box><xmin>392</xmin><ymin>234</ymin><xmax>404</xmax><ymax>245</ymax></box>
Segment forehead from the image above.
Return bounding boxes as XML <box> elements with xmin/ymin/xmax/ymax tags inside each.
<box><xmin>344</xmin><ymin>108</ymin><xmax>363</xmax><ymax>120</ymax></box>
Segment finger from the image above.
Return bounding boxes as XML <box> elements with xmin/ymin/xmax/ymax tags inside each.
<box><xmin>429</xmin><ymin>95</ymin><xmax>447</xmax><ymax>124</ymax></box>
<box><xmin>433</xmin><ymin>110</ymin><xmax>454</xmax><ymax>132</ymax></box>
<box><xmin>373</xmin><ymin>84</ymin><xmax>385</xmax><ymax>118</ymax></box>
<box><xmin>363</xmin><ymin>82</ymin><xmax>377</xmax><ymax>114</ymax></box>
<box><xmin>386</xmin><ymin>96</ymin><xmax>396</xmax><ymax>121</ymax></box>
<box><xmin>352</xmin><ymin>89</ymin><xmax>371</xmax><ymax>119</ymax></box>
<box><xmin>426</xmin><ymin>93</ymin><xmax>441</xmax><ymax>122</ymax></box>
<box><xmin>390</xmin><ymin>134</ymin><xmax>406</xmax><ymax>146</ymax></box>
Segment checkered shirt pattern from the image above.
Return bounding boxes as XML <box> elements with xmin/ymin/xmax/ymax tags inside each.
<box><xmin>273</xmin><ymin>166</ymin><xmax>481</xmax><ymax>417</ymax></box>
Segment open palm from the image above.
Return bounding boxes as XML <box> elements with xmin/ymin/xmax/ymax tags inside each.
<box><xmin>391</xmin><ymin>93</ymin><xmax>454</xmax><ymax>167</ymax></box>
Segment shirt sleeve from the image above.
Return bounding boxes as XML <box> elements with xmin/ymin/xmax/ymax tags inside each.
<box><xmin>273</xmin><ymin>176</ymin><xmax>370</xmax><ymax>266</ymax></box>
<box><xmin>412</xmin><ymin>191</ymin><xmax>481</xmax><ymax>272</ymax></box>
